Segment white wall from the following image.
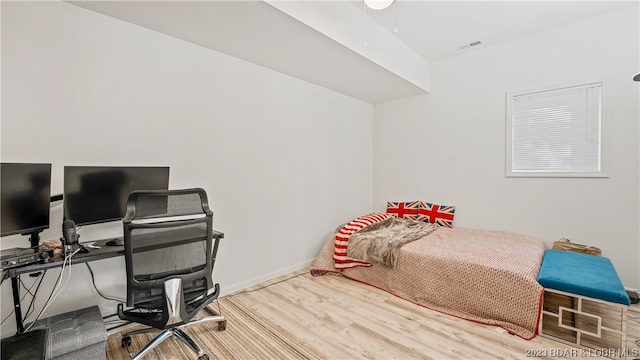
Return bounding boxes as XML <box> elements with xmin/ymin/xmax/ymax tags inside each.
<box><xmin>0</xmin><ymin>1</ymin><xmax>374</xmax><ymax>336</ymax></box>
<box><xmin>373</xmin><ymin>7</ymin><xmax>640</xmax><ymax>287</ymax></box>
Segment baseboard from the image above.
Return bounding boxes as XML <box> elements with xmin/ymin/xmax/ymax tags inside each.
<box><xmin>220</xmin><ymin>258</ymin><xmax>315</xmax><ymax>296</ymax></box>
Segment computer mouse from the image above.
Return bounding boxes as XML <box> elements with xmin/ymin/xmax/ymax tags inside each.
<box><xmin>106</xmin><ymin>239</ymin><xmax>124</xmax><ymax>246</ymax></box>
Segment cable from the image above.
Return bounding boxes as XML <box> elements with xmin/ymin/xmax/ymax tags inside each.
<box><xmin>84</xmin><ymin>263</ymin><xmax>125</xmax><ymax>302</ymax></box>
<box><xmin>223</xmin><ymin>271</ymin><xmax>307</xmax><ymax>298</ymax></box>
<box><xmin>24</xmin><ymin>248</ymin><xmax>81</xmax><ymax>332</ymax></box>
<box><xmin>25</xmin><ymin>249</ymin><xmax>74</xmax><ymax>332</ymax></box>
<box><xmin>0</xmin><ymin>271</ymin><xmax>47</xmax><ymax>325</ymax></box>
<box><xmin>207</xmin><ymin>271</ymin><xmax>307</xmax><ymax>321</ymax></box>
<box><xmin>104</xmin><ymin>313</ymin><xmax>119</xmax><ymax>319</ymax></box>
<box><xmin>19</xmin><ymin>275</ymin><xmax>39</xmax><ymax>298</ymax></box>
<box><xmin>106</xmin><ymin>323</ymin><xmax>131</xmax><ymax>332</ymax></box>
<box><xmin>1</xmin><ymin>310</ymin><xmax>14</xmax><ymax>326</ymax></box>
<box><xmin>99</xmin><ymin>312</ymin><xmax>131</xmax><ymax>332</ymax></box>
<box><xmin>21</xmin><ymin>271</ymin><xmax>47</xmax><ymax>321</ymax></box>
<box><xmin>21</xmin><ymin>269</ymin><xmax>63</xmax><ymax>331</ymax></box>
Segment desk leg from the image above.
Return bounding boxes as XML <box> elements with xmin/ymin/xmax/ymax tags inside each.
<box><xmin>11</xmin><ymin>276</ymin><xmax>24</xmax><ymax>333</ymax></box>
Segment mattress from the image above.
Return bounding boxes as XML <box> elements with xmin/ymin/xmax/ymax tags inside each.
<box><xmin>312</xmin><ymin>223</ymin><xmax>547</xmax><ymax>339</ymax></box>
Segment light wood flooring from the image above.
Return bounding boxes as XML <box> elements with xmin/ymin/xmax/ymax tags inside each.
<box><xmin>109</xmin><ymin>268</ymin><xmax>640</xmax><ymax>359</ymax></box>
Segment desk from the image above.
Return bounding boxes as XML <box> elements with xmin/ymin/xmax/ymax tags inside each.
<box><xmin>3</xmin><ymin>238</ymin><xmax>124</xmax><ymax>334</ymax></box>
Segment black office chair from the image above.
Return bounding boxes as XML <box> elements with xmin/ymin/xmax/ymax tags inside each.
<box><xmin>117</xmin><ymin>188</ymin><xmax>226</xmax><ymax>360</ymax></box>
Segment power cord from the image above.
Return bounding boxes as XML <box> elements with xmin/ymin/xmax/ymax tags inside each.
<box><xmin>20</xmin><ymin>272</ymin><xmax>47</xmax><ymax>322</ymax></box>
<box><xmin>0</xmin><ymin>271</ymin><xmax>47</xmax><ymax>326</ymax></box>
<box><xmin>84</xmin><ymin>263</ymin><xmax>125</xmax><ymax>302</ymax></box>
<box><xmin>222</xmin><ymin>271</ymin><xmax>308</xmax><ymax>298</ymax></box>
<box><xmin>205</xmin><ymin>271</ymin><xmax>308</xmax><ymax>322</ymax></box>
<box><xmin>104</xmin><ymin>318</ymin><xmax>132</xmax><ymax>332</ymax></box>
<box><xmin>24</xmin><ymin>248</ymin><xmax>81</xmax><ymax>332</ymax></box>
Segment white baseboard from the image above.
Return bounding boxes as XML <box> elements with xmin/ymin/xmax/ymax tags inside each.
<box><xmin>219</xmin><ymin>258</ymin><xmax>315</xmax><ymax>297</ymax></box>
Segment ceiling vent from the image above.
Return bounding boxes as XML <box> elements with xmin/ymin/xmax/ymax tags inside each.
<box><xmin>458</xmin><ymin>40</ymin><xmax>483</xmax><ymax>50</ymax></box>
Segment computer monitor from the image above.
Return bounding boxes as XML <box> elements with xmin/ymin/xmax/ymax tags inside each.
<box><xmin>63</xmin><ymin>166</ymin><xmax>170</xmax><ymax>226</ymax></box>
<box><xmin>1</xmin><ymin>163</ymin><xmax>52</xmax><ymax>248</ymax></box>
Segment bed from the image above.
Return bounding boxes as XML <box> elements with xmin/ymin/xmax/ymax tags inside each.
<box><xmin>310</xmin><ymin>213</ymin><xmax>547</xmax><ymax>339</ymax></box>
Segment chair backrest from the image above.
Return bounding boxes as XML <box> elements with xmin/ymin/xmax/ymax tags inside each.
<box><xmin>122</xmin><ymin>188</ymin><xmax>215</xmax><ymax>312</ymax></box>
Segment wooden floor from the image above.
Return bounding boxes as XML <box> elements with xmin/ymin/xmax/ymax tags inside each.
<box><xmin>108</xmin><ymin>268</ymin><xmax>640</xmax><ymax>359</ymax></box>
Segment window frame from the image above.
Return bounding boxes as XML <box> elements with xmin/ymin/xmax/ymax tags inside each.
<box><xmin>505</xmin><ymin>79</ymin><xmax>609</xmax><ymax>178</ymax></box>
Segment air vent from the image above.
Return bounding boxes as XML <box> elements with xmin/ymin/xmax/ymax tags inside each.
<box><xmin>458</xmin><ymin>40</ymin><xmax>483</xmax><ymax>50</ymax></box>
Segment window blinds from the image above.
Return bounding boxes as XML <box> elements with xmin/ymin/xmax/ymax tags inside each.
<box><xmin>510</xmin><ymin>82</ymin><xmax>602</xmax><ymax>174</ymax></box>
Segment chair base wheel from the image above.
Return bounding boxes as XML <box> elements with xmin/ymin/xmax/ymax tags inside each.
<box><xmin>218</xmin><ymin>320</ymin><xmax>227</xmax><ymax>331</ymax></box>
<box><xmin>198</xmin><ymin>354</ymin><xmax>209</xmax><ymax>360</ymax></box>
<box><xmin>121</xmin><ymin>336</ymin><xmax>131</xmax><ymax>348</ymax></box>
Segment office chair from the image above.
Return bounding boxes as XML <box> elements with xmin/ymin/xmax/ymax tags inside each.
<box><xmin>117</xmin><ymin>188</ymin><xmax>226</xmax><ymax>360</ymax></box>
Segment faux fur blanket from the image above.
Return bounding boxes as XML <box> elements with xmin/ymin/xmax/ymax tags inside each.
<box><xmin>346</xmin><ymin>217</ymin><xmax>437</xmax><ymax>268</ymax></box>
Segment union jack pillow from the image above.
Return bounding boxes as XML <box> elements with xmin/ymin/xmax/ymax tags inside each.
<box><xmin>414</xmin><ymin>201</ymin><xmax>456</xmax><ymax>228</ymax></box>
<box><xmin>385</xmin><ymin>201</ymin><xmax>420</xmax><ymax>219</ymax></box>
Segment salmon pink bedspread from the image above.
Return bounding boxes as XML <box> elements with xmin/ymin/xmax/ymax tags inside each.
<box><xmin>311</xmin><ymin>224</ymin><xmax>546</xmax><ymax>339</ymax></box>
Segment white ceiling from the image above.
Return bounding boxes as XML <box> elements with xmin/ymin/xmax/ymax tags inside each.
<box><xmin>363</xmin><ymin>1</ymin><xmax>637</xmax><ymax>62</ymax></box>
<box><xmin>68</xmin><ymin>0</ymin><xmax>638</xmax><ymax>104</ymax></box>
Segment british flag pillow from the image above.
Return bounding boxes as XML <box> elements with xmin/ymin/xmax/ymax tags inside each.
<box><xmin>414</xmin><ymin>201</ymin><xmax>456</xmax><ymax>228</ymax></box>
<box><xmin>385</xmin><ymin>201</ymin><xmax>420</xmax><ymax>219</ymax></box>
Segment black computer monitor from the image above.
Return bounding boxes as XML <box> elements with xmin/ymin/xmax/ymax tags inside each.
<box><xmin>1</xmin><ymin>163</ymin><xmax>52</xmax><ymax>247</ymax></box>
<box><xmin>63</xmin><ymin>166</ymin><xmax>170</xmax><ymax>226</ymax></box>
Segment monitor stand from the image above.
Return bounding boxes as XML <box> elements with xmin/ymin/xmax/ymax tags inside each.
<box><xmin>25</xmin><ymin>230</ymin><xmax>42</xmax><ymax>251</ymax></box>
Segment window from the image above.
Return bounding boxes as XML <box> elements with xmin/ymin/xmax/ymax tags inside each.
<box><xmin>506</xmin><ymin>81</ymin><xmax>608</xmax><ymax>177</ymax></box>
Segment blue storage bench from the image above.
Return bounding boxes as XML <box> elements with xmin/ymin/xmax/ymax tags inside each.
<box><xmin>537</xmin><ymin>249</ymin><xmax>630</xmax><ymax>357</ymax></box>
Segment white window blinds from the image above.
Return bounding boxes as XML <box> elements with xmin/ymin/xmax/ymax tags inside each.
<box><xmin>507</xmin><ymin>82</ymin><xmax>606</xmax><ymax>177</ymax></box>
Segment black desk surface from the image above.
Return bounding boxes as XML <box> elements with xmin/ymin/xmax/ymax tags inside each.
<box><xmin>5</xmin><ymin>238</ymin><xmax>125</xmax><ymax>278</ymax></box>
<box><xmin>4</xmin><ymin>230</ymin><xmax>223</xmax><ymax>278</ymax></box>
